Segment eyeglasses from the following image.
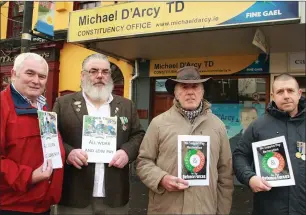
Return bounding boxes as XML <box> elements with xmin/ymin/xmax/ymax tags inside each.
<box><xmin>84</xmin><ymin>68</ymin><xmax>111</xmax><ymax>77</ymax></box>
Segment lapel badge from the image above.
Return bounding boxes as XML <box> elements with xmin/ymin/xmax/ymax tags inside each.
<box><xmin>74</xmin><ymin>101</ymin><xmax>81</xmax><ymax>105</ymax></box>
<box><xmin>120</xmin><ymin>116</ymin><xmax>128</xmax><ymax>131</ymax></box>
<box><xmin>296</xmin><ymin>141</ymin><xmax>305</xmax><ymax>161</ymax></box>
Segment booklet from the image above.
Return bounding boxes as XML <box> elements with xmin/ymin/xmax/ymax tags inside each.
<box><xmin>37</xmin><ymin>110</ymin><xmax>63</xmax><ymax>169</ymax></box>
<box><xmin>178</xmin><ymin>135</ymin><xmax>210</xmax><ymax>186</ymax></box>
<box><xmin>252</xmin><ymin>136</ymin><xmax>295</xmax><ymax>187</ymax></box>
<box><xmin>82</xmin><ymin>115</ymin><xmax>117</xmax><ymax>163</ymax></box>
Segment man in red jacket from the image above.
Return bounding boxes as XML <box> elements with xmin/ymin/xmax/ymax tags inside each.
<box><xmin>0</xmin><ymin>53</ymin><xmax>65</xmax><ymax>215</ymax></box>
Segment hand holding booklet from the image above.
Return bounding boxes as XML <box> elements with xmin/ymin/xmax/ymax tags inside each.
<box><xmin>252</xmin><ymin>136</ymin><xmax>295</xmax><ymax>187</ymax></box>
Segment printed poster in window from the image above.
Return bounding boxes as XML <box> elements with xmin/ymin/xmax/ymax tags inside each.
<box><xmin>252</xmin><ymin>136</ymin><xmax>295</xmax><ymax>187</ymax></box>
<box><xmin>178</xmin><ymin>135</ymin><xmax>210</xmax><ymax>186</ymax></box>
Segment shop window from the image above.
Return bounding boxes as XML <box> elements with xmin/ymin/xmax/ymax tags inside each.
<box><xmin>74</xmin><ymin>1</ymin><xmax>101</xmax><ymax>10</ymax></box>
<box><xmin>7</xmin><ymin>1</ymin><xmax>24</xmax><ymax>38</ymax></box>
<box><xmin>152</xmin><ymin>76</ymin><xmax>269</xmax><ymax>139</ymax></box>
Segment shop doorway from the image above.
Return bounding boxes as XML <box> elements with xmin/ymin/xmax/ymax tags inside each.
<box><xmin>111</xmin><ymin>62</ymin><xmax>124</xmax><ymax>96</ymax></box>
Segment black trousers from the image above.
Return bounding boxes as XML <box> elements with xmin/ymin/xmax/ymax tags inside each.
<box><xmin>0</xmin><ymin>210</ymin><xmax>50</xmax><ymax>215</ymax></box>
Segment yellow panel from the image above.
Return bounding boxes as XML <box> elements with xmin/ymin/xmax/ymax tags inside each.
<box><xmin>32</xmin><ymin>1</ymin><xmax>74</xmax><ymax>31</ymax></box>
<box><xmin>0</xmin><ymin>2</ymin><xmax>9</xmax><ymax>39</ymax></box>
<box><xmin>59</xmin><ymin>43</ymin><xmax>132</xmax><ymax>98</ymax></box>
<box><xmin>55</xmin><ymin>2</ymin><xmax>67</xmax><ymax>12</ymax></box>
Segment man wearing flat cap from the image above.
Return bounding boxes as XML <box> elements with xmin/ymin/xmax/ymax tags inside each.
<box><xmin>136</xmin><ymin>66</ymin><xmax>234</xmax><ymax>214</ymax></box>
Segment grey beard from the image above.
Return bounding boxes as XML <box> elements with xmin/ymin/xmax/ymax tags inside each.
<box><xmin>82</xmin><ymin>80</ymin><xmax>114</xmax><ymax>102</ymax></box>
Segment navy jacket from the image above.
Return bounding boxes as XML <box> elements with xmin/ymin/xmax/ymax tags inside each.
<box><xmin>233</xmin><ymin>98</ymin><xmax>305</xmax><ymax>215</ymax></box>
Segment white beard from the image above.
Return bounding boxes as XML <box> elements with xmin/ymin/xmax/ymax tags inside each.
<box><xmin>82</xmin><ymin>78</ymin><xmax>114</xmax><ymax>102</ymax></box>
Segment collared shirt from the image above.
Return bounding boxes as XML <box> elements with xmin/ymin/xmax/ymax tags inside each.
<box><xmin>11</xmin><ymin>83</ymin><xmax>46</xmax><ymax>110</ymax></box>
<box><xmin>82</xmin><ymin>91</ymin><xmax>113</xmax><ymax>197</ymax></box>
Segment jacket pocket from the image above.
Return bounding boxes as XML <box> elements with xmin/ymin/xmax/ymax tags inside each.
<box><xmin>17</xmin><ymin>180</ymin><xmax>50</xmax><ymax>204</ymax></box>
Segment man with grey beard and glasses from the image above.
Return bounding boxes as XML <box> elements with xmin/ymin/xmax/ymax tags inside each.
<box><xmin>53</xmin><ymin>53</ymin><xmax>145</xmax><ymax>215</ymax></box>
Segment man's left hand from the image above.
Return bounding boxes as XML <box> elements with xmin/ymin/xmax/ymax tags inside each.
<box><xmin>109</xmin><ymin>149</ymin><xmax>129</xmax><ymax>168</ymax></box>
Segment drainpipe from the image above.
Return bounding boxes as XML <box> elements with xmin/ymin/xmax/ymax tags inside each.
<box><xmin>129</xmin><ymin>59</ymin><xmax>139</xmax><ymax>100</ymax></box>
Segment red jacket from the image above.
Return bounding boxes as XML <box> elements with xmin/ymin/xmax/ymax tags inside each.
<box><xmin>0</xmin><ymin>86</ymin><xmax>65</xmax><ymax>213</ymax></box>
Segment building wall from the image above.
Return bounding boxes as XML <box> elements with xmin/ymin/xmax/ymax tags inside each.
<box><xmin>1</xmin><ymin>1</ymin><xmax>118</xmax><ymax>37</ymax></box>
<box><xmin>300</xmin><ymin>1</ymin><xmax>305</xmax><ymax>24</ymax></box>
<box><xmin>269</xmin><ymin>52</ymin><xmax>305</xmax><ymax>99</ymax></box>
<box><xmin>0</xmin><ymin>2</ymin><xmax>9</xmax><ymax>39</ymax></box>
<box><xmin>59</xmin><ymin>43</ymin><xmax>133</xmax><ymax>99</ymax></box>
<box><xmin>135</xmin><ymin>60</ymin><xmax>151</xmax><ymax>129</ymax></box>
<box><xmin>32</xmin><ymin>2</ymin><xmax>74</xmax><ymax>31</ymax></box>
<box><xmin>1</xmin><ymin>1</ymin><xmax>132</xmax><ymax>99</ymax></box>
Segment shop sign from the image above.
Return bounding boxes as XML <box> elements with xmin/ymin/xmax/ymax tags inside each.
<box><xmin>68</xmin><ymin>1</ymin><xmax>299</xmax><ymax>42</ymax></box>
<box><xmin>288</xmin><ymin>52</ymin><xmax>305</xmax><ymax>72</ymax></box>
<box><xmin>34</xmin><ymin>1</ymin><xmax>55</xmax><ymax>37</ymax></box>
<box><xmin>150</xmin><ymin>54</ymin><xmax>269</xmax><ymax>77</ymax></box>
<box><xmin>0</xmin><ymin>49</ymin><xmax>56</xmax><ymax>66</ymax></box>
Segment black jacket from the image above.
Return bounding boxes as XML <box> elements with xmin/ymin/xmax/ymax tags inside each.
<box><xmin>233</xmin><ymin>98</ymin><xmax>305</xmax><ymax>215</ymax></box>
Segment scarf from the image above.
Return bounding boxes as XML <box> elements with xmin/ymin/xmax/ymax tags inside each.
<box><xmin>177</xmin><ymin>100</ymin><xmax>203</xmax><ymax>123</ymax></box>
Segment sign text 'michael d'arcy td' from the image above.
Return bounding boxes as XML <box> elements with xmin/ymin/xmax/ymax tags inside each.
<box><xmin>78</xmin><ymin>2</ymin><xmax>184</xmax><ymax>26</ymax></box>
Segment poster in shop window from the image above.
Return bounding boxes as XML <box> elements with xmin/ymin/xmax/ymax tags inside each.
<box><xmin>178</xmin><ymin>135</ymin><xmax>210</xmax><ymax>186</ymax></box>
<box><xmin>252</xmin><ymin>136</ymin><xmax>295</xmax><ymax>187</ymax></box>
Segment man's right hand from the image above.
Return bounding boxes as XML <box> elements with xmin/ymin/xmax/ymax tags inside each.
<box><xmin>249</xmin><ymin>176</ymin><xmax>272</xmax><ymax>192</ymax></box>
<box><xmin>67</xmin><ymin>149</ymin><xmax>88</xmax><ymax>169</ymax></box>
<box><xmin>31</xmin><ymin>160</ymin><xmax>53</xmax><ymax>184</ymax></box>
<box><xmin>160</xmin><ymin>175</ymin><xmax>189</xmax><ymax>192</ymax></box>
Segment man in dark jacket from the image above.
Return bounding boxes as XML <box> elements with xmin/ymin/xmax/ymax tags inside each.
<box><xmin>233</xmin><ymin>74</ymin><xmax>305</xmax><ymax>215</ymax></box>
<box><xmin>53</xmin><ymin>53</ymin><xmax>145</xmax><ymax>215</ymax></box>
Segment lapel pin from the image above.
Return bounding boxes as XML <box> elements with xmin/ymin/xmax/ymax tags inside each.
<box><xmin>115</xmin><ymin>107</ymin><xmax>119</xmax><ymax>114</ymax></box>
<box><xmin>74</xmin><ymin>101</ymin><xmax>81</xmax><ymax>105</ymax></box>
<box><xmin>76</xmin><ymin>108</ymin><xmax>81</xmax><ymax>112</ymax></box>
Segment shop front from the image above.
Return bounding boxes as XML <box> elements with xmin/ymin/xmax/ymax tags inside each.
<box><xmin>66</xmin><ymin>1</ymin><xmax>303</xmax><ymax>130</ymax></box>
<box><xmin>0</xmin><ymin>48</ymin><xmax>61</xmax><ymax>106</ymax></box>
<box><xmin>149</xmin><ymin>54</ymin><xmax>270</xmax><ymax>143</ymax></box>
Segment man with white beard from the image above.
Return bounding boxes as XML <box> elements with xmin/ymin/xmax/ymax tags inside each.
<box><xmin>53</xmin><ymin>53</ymin><xmax>145</xmax><ymax>215</ymax></box>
